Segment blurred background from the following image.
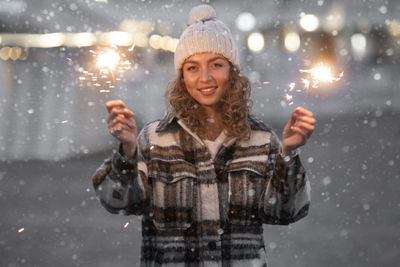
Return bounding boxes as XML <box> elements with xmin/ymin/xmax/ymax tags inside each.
<box><xmin>0</xmin><ymin>0</ymin><xmax>399</xmax><ymax>266</ymax></box>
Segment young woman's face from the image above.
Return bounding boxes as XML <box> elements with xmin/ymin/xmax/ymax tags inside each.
<box><xmin>182</xmin><ymin>53</ymin><xmax>230</xmax><ymax>112</ymax></box>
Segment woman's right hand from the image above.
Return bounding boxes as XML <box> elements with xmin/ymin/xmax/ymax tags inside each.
<box><xmin>106</xmin><ymin>100</ymin><xmax>138</xmax><ymax>158</ymax></box>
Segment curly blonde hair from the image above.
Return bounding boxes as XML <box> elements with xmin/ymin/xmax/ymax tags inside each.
<box><xmin>165</xmin><ymin>64</ymin><xmax>252</xmax><ymax>140</ymax></box>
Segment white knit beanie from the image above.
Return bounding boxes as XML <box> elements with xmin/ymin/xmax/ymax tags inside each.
<box><xmin>174</xmin><ymin>4</ymin><xmax>239</xmax><ymax>73</ymax></box>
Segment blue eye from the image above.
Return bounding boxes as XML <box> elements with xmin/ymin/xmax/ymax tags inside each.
<box><xmin>187</xmin><ymin>66</ymin><xmax>196</xmax><ymax>71</ymax></box>
<box><xmin>213</xmin><ymin>62</ymin><xmax>224</xmax><ymax>68</ymax></box>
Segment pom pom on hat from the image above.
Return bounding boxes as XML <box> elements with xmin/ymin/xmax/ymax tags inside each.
<box><xmin>174</xmin><ymin>4</ymin><xmax>239</xmax><ymax>73</ymax></box>
<box><xmin>188</xmin><ymin>5</ymin><xmax>217</xmax><ymax>25</ymax></box>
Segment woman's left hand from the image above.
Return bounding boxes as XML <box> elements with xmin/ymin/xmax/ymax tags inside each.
<box><xmin>281</xmin><ymin>107</ymin><xmax>316</xmax><ymax>156</ymax></box>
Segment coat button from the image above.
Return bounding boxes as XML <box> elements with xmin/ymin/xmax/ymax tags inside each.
<box><xmin>207</xmin><ymin>241</ymin><xmax>217</xmax><ymax>250</ymax></box>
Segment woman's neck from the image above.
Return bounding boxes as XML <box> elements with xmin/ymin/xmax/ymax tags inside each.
<box><xmin>202</xmin><ymin>107</ymin><xmax>224</xmax><ymax>141</ymax></box>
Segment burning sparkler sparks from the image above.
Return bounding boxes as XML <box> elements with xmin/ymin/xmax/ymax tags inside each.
<box><xmin>78</xmin><ymin>46</ymin><xmax>134</xmax><ymax>92</ymax></box>
<box><xmin>283</xmin><ymin>62</ymin><xmax>344</xmax><ymax>105</ymax></box>
<box><xmin>300</xmin><ymin>62</ymin><xmax>343</xmax><ymax>91</ymax></box>
<box><xmin>288</xmin><ymin>82</ymin><xmax>296</xmax><ymax>92</ymax></box>
<box><xmin>96</xmin><ymin>49</ymin><xmax>121</xmax><ymax>71</ymax></box>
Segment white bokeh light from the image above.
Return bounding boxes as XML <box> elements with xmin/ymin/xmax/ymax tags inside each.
<box><xmin>299</xmin><ymin>14</ymin><xmax>320</xmax><ymax>32</ymax></box>
<box><xmin>284</xmin><ymin>32</ymin><xmax>301</xmax><ymax>52</ymax></box>
<box><xmin>247</xmin><ymin>32</ymin><xmax>264</xmax><ymax>52</ymax></box>
<box><xmin>64</xmin><ymin>33</ymin><xmax>97</xmax><ymax>47</ymax></box>
<box><xmin>37</xmin><ymin>33</ymin><xmax>65</xmax><ymax>48</ymax></box>
<box><xmin>351</xmin><ymin>33</ymin><xmax>367</xmax><ymax>60</ymax></box>
<box><xmin>235</xmin><ymin>12</ymin><xmax>256</xmax><ymax>32</ymax></box>
<box><xmin>99</xmin><ymin>31</ymin><xmax>133</xmax><ymax>46</ymax></box>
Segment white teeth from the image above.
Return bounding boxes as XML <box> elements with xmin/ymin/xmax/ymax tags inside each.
<box><xmin>200</xmin><ymin>87</ymin><xmax>215</xmax><ymax>92</ymax></box>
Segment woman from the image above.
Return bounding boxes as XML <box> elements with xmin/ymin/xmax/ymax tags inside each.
<box><xmin>92</xmin><ymin>4</ymin><xmax>315</xmax><ymax>266</ymax></box>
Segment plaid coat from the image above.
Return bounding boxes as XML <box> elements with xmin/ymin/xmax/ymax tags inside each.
<box><xmin>92</xmin><ymin>113</ymin><xmax>310</xmax><ymax>266</ymax></box>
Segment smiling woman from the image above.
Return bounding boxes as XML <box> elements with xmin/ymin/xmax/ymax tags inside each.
<box><xmin>166</xmin><ymin>54</ymin><xmax>252</xmax><ymax>141</ymax></box>
<box><xmin>173</xmin><ymin>53</ymin><xmax>247</xmax><ymax>141</ymax></box>
<box><xmin>92</xmin><ymin>4</ymin><xmax>315</xmax><ymax>266</ymax></box>
<box><xmin>182</xmin><ymin>54</ymin><xmax>230</xmax><ymax>106</ymax></box>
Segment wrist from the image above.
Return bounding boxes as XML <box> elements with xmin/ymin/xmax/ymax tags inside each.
<box><xmin>279</xmin><ymin>147</ymin><xmax>299</xmax><ymax>163</ymax></box>
<box><xmin>120</xmin><ymin>142</ymin><xmax>137</xmax><ymax>158</ymax></box>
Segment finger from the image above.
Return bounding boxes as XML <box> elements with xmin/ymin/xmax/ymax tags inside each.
<box><xmin>114</xmin><ymin>117</ymin><xmax>136</xmax><ymax>129</ymax></box>
<box><xmin>294</xmin><ymin>115</ymin><xmax>316</xmax><ymax>125</ymax></box>
<box><xmin>287</xmin><ymin>110</ymin><xmax>299</xmax><ymax>126</ymax></box>
<box><xmin>108</xmin><ymin>116</ymin><xmax>136</xmax><ymax>130</ymax></box>
<box><xmin>106</xmin><ymin>100</ymin><xmax>126</xmax><ymax>111</ymax></box>
<box><xmin>106</xmin><ymin>100</ymin><xmax>126</xmax><ymax>113</ymax></box>
<box><xmin>107</xmin><ymin>108</ymin><xmax>135</xmax><ymax>123</ymax></box>
<box><xmin>109</xmin><ymin>124</ymin><xmax>131</xmax><ymax>135</ymax></box>
<box><xmin>288</xmin><ymin>107</ymin><xmax>312</xmax><ymax>127</ymax></box>
<box><xmin>290</xmin><ymin>126</ymin><xmax>309</xmax><ymax>141</ymax></box>
<box><xmin>295</xmin><ymin>122</ymin><xmax>315</xmax><ymax>137</ymax></box>
<box><xmin>293</xmin><ymin>107</ymin><xmax>313</xmax><ymax>117</ymax></box>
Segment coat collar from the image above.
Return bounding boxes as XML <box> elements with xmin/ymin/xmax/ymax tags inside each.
<box><xmin>155</xmin><ymin>112</ymin><xmax>177</xmax><ymax>133</ymax></box>
<box><xmin>247</xmin><ymin>114</ymin><xmax>272</xmax><ymax>131</ymax></box>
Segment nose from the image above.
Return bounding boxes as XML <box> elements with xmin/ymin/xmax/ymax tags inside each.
<box><xmin>199</xmin><ymin>67</ymin><xmax>212</xmax><ymax>82</ymax></box>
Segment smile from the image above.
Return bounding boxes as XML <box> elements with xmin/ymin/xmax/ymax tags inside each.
<box><xmin>198</xmin><ymin>87</ymin><xmax>217</xmax><ymax>95</ymax></box>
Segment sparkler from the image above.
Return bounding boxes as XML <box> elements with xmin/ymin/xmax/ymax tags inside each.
<box><xmin>78</xmin><ymin>46</ymin><xmax>134</xmax><ymax>93</ymax></box>
<box><xmin>96</xmin><ymin>49</ymin><xmax>121</xmax><ymax>71</ymax></box>
<box><xmin>284</xmin><ymin>62</ymin><xmax>344</xmax><ymax>105</ymax></box>
<box><xmin>300</xmin><ymin>62</ymin><xmax>343</xmax><ymax>92</ymax></box>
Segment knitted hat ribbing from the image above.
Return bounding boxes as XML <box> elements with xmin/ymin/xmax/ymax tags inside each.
<box><xmin>174</xmin><ymin>5</ymin><xmax>239</xmax><ymax>73</ymax></box>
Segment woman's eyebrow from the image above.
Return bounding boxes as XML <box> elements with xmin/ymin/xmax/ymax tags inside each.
<box><xmin>183</xmin><ymin>56</ymin><xmax>226</xmax><ymax>66</ymax></box>
<box><xmin>183</xmin><ymin>60</ymin><xmax>198</xmax><ymax>65</ymax></box>
<box><xmin>208</xmin><ymin>56</ymin><xmax>226</xmax><ymax>62</ymax></box>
